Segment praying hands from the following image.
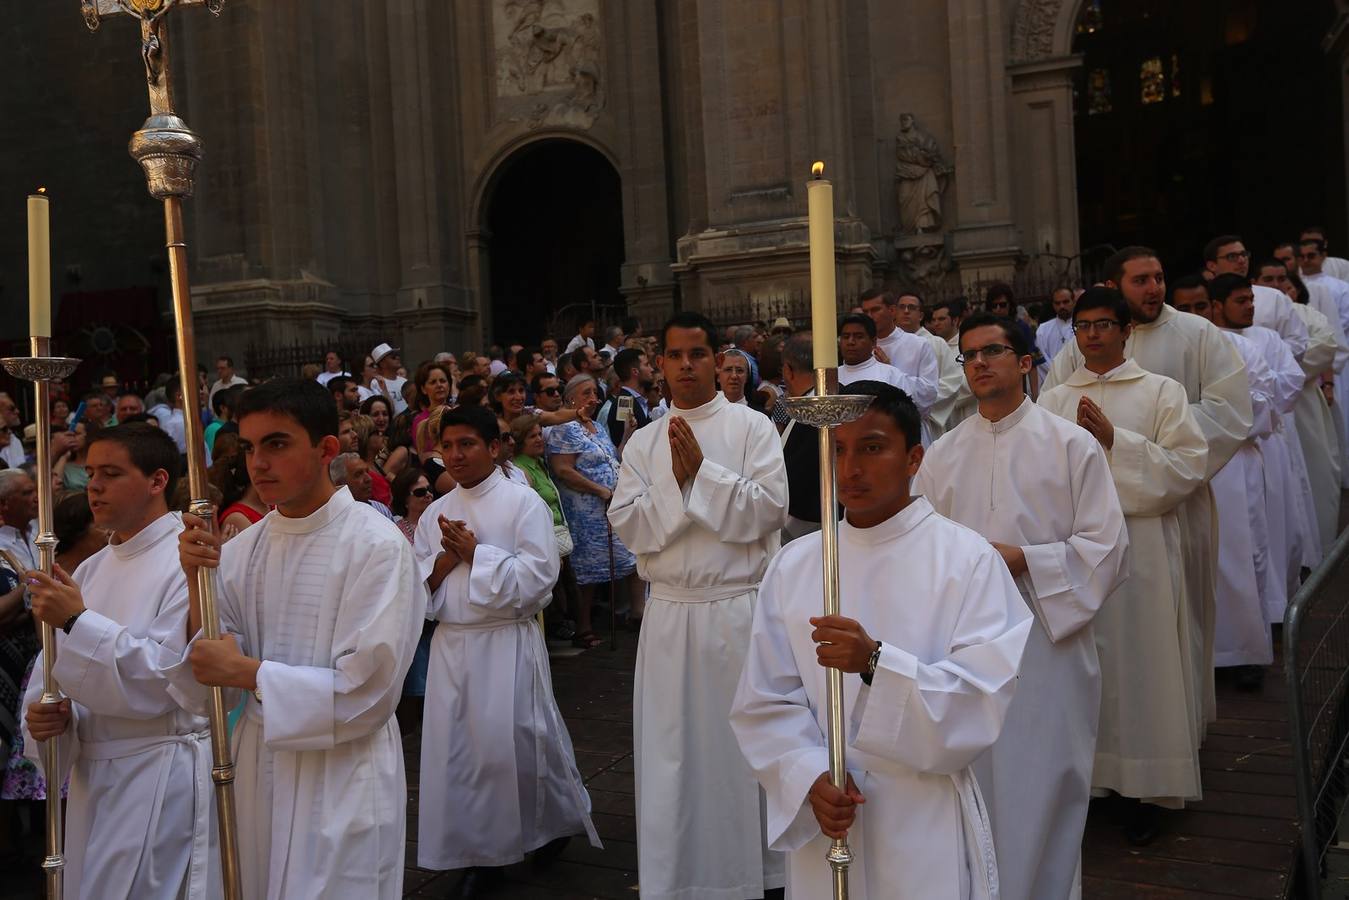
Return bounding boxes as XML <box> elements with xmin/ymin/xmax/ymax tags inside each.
<box><xmin>668</xmin><ymin>416</ymin><xmax>704</xmax><ymax>487</ymax></box>
<box><xmin>1077</xmin><ymin>396</ymin><xmax>1115</xmax><ymax>450</ymax></box>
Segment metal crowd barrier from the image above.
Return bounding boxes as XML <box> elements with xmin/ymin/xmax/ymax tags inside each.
<box><xmin>1287</xmin><ymin>526</ymin><xmax>1349</xmax><ymax>899</ymax></box>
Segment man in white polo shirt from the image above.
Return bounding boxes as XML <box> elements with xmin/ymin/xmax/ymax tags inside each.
<box><xmin>369</xmin><ymin>343</ymin><xmax>409</xmax><ymax>415</ymax></box>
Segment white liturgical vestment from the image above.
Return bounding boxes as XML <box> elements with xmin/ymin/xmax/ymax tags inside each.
<box><xmin>1252</xmin><ymin>284</ymin><xmax>1309</xmax><ymax>361</ymax></box>
<box><xmin>1289</xmin><ymin>302</ymin><xmax>1344</xmax><ymax>551</ymax></box>
<box><xmin>839</xmin><ymin>356</ymin><xmax>935</xmax><ymax>446</ymax></box>
<box><xmin>1305</xmin><ymin>271</ymin><xmax>1349</xmax><ymax>483</ymax></box>
<box><xmin>1039</xmin><ymin>362</ymin><xmax>1207</xmax><ymax>805</ymax></box>
<box><xmin>413</xmin><ymin>468</ymin><xmax>599</xmax><ymax>869</ymax></box>
<box><xmin>876</xmin><ymin>327</ymin><xmax>939</xmax><ymax>415</ymax></box>
<box><xmin>1035</xmin><ymin>316</ymin><xmax>1076</xmax><ymax>380</ymax></box>
<box><xmin>608</xmin><ymin>391</ymin><xmax>788</xmax><ymax>900</ymax></box>
<box><xmin>731</xmin><ymin>498</ymin><xmax>1032</xmax><ymax>900</ymax></box>
<box><xmin>914</xmin><ymin>397</ymin><xmax>1129</xmax><ymax>900</ymax></box>
<box><xmin>25</xmin><ymin>513</ymin><xmax>219</xmax><ymax>900</ymax></box>
<box><xmin>1045</xmin><ymin>302</ymin><xmax>1251</xmax><ymax>731</ymax></box>
<box><xmin>169</xmin><ymin>487</ymin><xmax>424</xmax><ymax>900</ymax></box>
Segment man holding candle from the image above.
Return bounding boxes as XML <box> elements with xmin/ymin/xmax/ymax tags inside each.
<box><xmin>609</xmin><ymin>311</ymin><xmax>788</xmax><ymax>900</ymax></box>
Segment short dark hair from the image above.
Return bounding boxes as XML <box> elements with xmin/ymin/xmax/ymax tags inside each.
<box><xmin>216</xmin><ymin>355</ymin><xmax>234</xmax><ymax>368</ymax></box>
<box><xmin>838</xmin><ymin>313</ymin><xmax>876</xmax><ymax>340</ymax></box>
<box><xmin>1273</xmin><ymin>239</ymin><xmax>1296</xmax><ymax>254</ymax></box>
<box><xmin>358</xmin><ymin>394</ymin><xmax>392</xmax><ymax>418</ymax></box>
<box><xmin>1252</xmin><ymin>257</ymin><xmax>1287</xmax><ymax>278</ymax></box>
<box><xmin>857</xmin><ymin>287</ymin><xmax>894</xmax><ymax>307</ymax></box>
<box><xmin>1103</xmin><ymin>246</ymin><xmax>1160</xmax><ymax>284</ymax></box>
<box><xmin>621</xmin><ymin>315</ymin><xmax>641</xmax><ymax>335</ymax></box>
<box><xmin>840</xmin><ymin>381</ymin><xmax>923</xmax><ymax>450</ymax></box>
<box><xmin>235</xmin><ymin>379</ymin><xmax>338</xmax><ymax>444</ymax></box>
<box><xmin>984</xmin><ymin>283</ymin><xmax>1014</xmax><ymax>306</ymax></box>
<box><xmin>1203</xmin><ymin>234</ymin><xmax>1244</xmax><ymax>262</ymax></box>
<box><xmin>489</xmin><ymin>372</ymin><xmax>526</xmax><ymax>410</ymax></box>
<box><xmin>1299</xmin><ymin>237</ymin><xmax>1327</xmax><ymax>254</ymax></box>
<box><xmin>782</xmin><ymin>332</ymin><xmax>814</xmax><ymax>372</ymax></box>
<box><xmin>515</xmin><ymin>347</ymin><xmax>540</xmax><ymax>373</ymax></box>
<box><xmin>54</xmin><ymin>492</ymin><xmax>93</xmax><ymax>555</ymax></box>
<box><xmin>1302</xmin><ymin>225</ymin><xmax>1329</xmax><ymax>240</ymax></box>
<box><xmin>1209</xmin><ymin>273</ymin><xmax>1251</xmax><ymax>304</ymax></box>
<box><xmin>958</xmin><ymin>312</ymin><xmax>1030</xmax><ymax>357</ymax></box>
<box><xmin>211</xmin><ymin>383</ymin><xmax>246</xmax><ymax>418</ymax></box>
<box><xmin>614</xmin><ymin>348</ymin><xmax>646</xmax><ymax>382</ymax></box>
<box><xmin>328</xmin><ymin>376</ymin><xmax>354</xmax><ymax>397</ymax></box>
<box><xmin>164</xmin><ymin>375</ymin><xmax>183</xmax><ymax>403</ymax></box>
<box><xmin>530</xmin><ymin>372</ymin><xmax>559</xmax><ymax>395</ymax></box>
<box><xmin>1166</xmin><ymin>272</ymin><xmax>1209</xmax><ymax>303</ymax></box>
<box><xmin>87</xmin><ymin>422</ymin><xmax>181</xmax><ymax>497</ymax></box>
<box><xmin>389</xmin><ymin>466</ymin><xmax>426</xmax><ymax>518</ymax></box>
<box><xmin>932</xmin><ymin>297</ymin><xmax>966</xmax><ymax>319</ymax></box>
<box><xmin>441</xmin><ymin>403</ymin><xmax>500</xmax><ymax>445</ymax></box>
<box><xmin>1072</xmin><ymin>286</ymin><xmax>1131</xmax><ymax>326</ymax></box>
<box><xmin>661</xmin><ymin>311</ymin><xmax>719</xmax><ymax>352</ymax></box>
<box><xmin>569</xmin><ymin>347</ymin><xmax>592</xmax><ymax>372</ymax></box>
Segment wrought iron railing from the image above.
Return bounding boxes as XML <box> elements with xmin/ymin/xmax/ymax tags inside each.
<box><xmin>1287</xmin><ymin>525</ymin><xmax>1349</xmax><ymax>899</ymax></box>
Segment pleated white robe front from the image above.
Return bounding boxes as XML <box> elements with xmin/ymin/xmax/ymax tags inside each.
<box><xmin>413</xmin><ymin>468</ymin><xmax>598</xmax><ymax>869</ymax></box>
<box><xmin>1306</xmin><ymin>272</ymin><xmax>1349</xmax><ymax>484</ymax></box>
<box><xmin>1046</xmin><ymin>303</ymin><xmax>1252</xmax><ymax>731</ymax></box>
<box><xmin>24</xmin><ymin>513</ymin><xmax>219</xmax><ymax>900</ymax></box>
<box><xmin>1039</xmin><ymin>362</ymin><xmax>1208</xmax><ymax>806</ymax></box>
<box><xmin>168</xmin><ymin>487</ymin><xmax>424</xmax><ymax>900</ymax></box>
<box><xmin>1212</xmin><ymin>332</ymin><xmax>1276</xmax><ymax>667</ymax></box>
<box><xmin>917</xmin><ymin>326</ymin><xmax>968</xmax><ymax>440</ymax></box>
<box><xmin>1289</xmin><ymin>302</ymin><xmax>1345</xmax><ymax>552</ymax></box>
<box><xmin>730</xmin><ymin>499</ymin><xmax>1032</xmax><ymax>900</ymax></box>
<box><xmin>609</xmin><ymin>392</ymin><xmax>789</xmax><ymax>900</ymax></box>
<box><xmin>914</xmin><ymin>397</ymin><xmax>1129</xmax><ymax>900</ymax></box>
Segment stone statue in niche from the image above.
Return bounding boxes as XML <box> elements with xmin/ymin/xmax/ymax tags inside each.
<box><xmin>894</xmin><ymin>113</ymin><xmax>951</xmax><ymax>235</ymax></box>
<box><xmin>496</xmin><ymin>0</ymin><xmax>604</xmax><ymax>129</ymax></box>
<box><xmin>897</xmin><ymin>242</ymin><xmax>954</xmax><ymax>296</ymax></box>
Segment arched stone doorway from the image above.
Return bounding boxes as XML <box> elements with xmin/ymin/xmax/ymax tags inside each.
<box><xmin>481</xmin><ymin>139</ymin><xmax>625</xmax><ymax>346</ymax></box>
<box><xmin>1070</xmin><ymin>0</ymin><xmax>1345</xmax><ymax>268</ymax></box>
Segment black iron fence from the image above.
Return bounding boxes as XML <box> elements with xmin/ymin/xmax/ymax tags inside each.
<box><xmin>1286</xmin><ymin>525</ymin><xmax>1349</xmax><ymax>898</ymax></box>
<box><xmin>244</xmin><ymin>330</ymin><xmax>388</xmax><ymax>382</ymax></box>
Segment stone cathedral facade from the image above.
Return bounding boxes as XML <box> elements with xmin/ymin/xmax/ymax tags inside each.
<box><xmin>2</xmin><ymin>0</ymin><xmax>1347</xmax><ymax>373</ymax></box>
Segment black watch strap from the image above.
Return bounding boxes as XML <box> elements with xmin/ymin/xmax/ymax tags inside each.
<box><xmin>860</xmin><ymin>641</ymin><xmax>882</xmax><ymax>686</ymax></box>
<box><xmin>61</xmin><ymin>610</ymin><xmax>83</xmax><ymax>634</ymax></box>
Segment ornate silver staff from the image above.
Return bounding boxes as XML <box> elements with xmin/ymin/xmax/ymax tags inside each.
<box><xmin>2</xmin><ymin>190</ymin><xmax>81</xmax><ymax>898</ymax></box>
<box><xmin>781</xmin><ymin>162</ymin><xmax>870</xmax><ymax>900</ymax></box>
<box><xmin>81</xmin><ymin>3</ymin><xmax>241</xmax><ymax>897</ymax></box>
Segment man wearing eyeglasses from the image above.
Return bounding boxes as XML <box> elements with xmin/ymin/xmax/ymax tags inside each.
<box><xmin>895</xmin><ymin>292</ymin><xmax>967</xmax><ymax>441</ymax></box>
<box><xmin>915</xmin><ymin>309</ymin><xmax>1128</xmax><ymax>900</ymax></box>
<box><xmin>1045</xmin><ymin>247</ymin><xmax>1253</xmax><ymax>739</ymax></box>
<box><xmin>1039</xmin><ymin>287</ymin><xmax>1207</xmax><ymax>845</ymax></box>
<box><xmin>1203</xmin><ymin>235</ymin><xmax>1308</xmax><ymax>361</ymax></box>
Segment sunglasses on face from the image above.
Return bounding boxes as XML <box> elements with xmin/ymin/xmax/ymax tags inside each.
<box><xmin>410</xmin><ymin>487</ymin><xmax>432</xmax><ymax>498</ymax></box>
<box><xmin>539</xmin><ymin>387</ymin><xmax>561</xmax><ymax>396</ymax></box>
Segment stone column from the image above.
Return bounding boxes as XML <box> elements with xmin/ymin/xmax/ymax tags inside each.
<box><xmin>1007</xmin><ymin>55</ymin><xmax>1082</xmax><ymax>264</ymax></box>
<box><xmin>945</xmin><ymin>0</ymin><xmax>1021</xmax><ymax>273</ymax></box>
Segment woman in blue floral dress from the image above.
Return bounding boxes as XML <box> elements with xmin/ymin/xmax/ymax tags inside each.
<box><xmin>546</xmin><ymin>374</ymin><xmax>642</xmax><ymax>648</ymax></box>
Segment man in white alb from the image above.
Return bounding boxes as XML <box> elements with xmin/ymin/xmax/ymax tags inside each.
<box><xmin>1038</xmin><ymin>288</ymin><xmax>1207</xmax><ymax>843</ymax></box>
<box><xmin>414</xmin><ymin>405</ymin><xmax>598</xmax><ymax>895</ymax></box>
<box><xmin>917</xmin><ymin>311</ymin><xmax>1129</xmax><ymax>900</ymax></box>
<box><xmin>859</xmin><ymin>289</ymin><xmax>938</xmax><ymax>421</ymax></box>
<box><xmin>895</xmin><ymin>292</ymin><xmax>967</xmax><ymax>441</ymax></box>
<box><xmin>1203</xmin><ymin>235</ymin><xmax>1309</xmax><ymax>361</ymax></box>
<box><xmin>837</xmin><ymin>314</ymin><xmax>931</xmax><ymax>434</ymax></box>
<box><xmin>1044</xmin><ymin>247</ymin><xmax>1252</xmax><ymax>735</ymax></box>
<box><xmin>609</xmin><ymin>311</ymin><xmax>789</xmax><ymax>900</ymax></box>
<box><xmin>1035</xmin><ymin>288</ymin><xmax>1077</xmax><ymax>375</ymax></box>
<box><xmin>732</xmin><ymin>382</ymin><xmax>1031</xmax><ymax>899</ymax></box>
<box><xmin>174</xmin><ymin>379</ymin><xmax>424</xmax><ymax>900</ymax></box>
<box><xmin>24</xmin><ymin>424</ymin><xmax>219</xmax><ymax>899</ymax></box>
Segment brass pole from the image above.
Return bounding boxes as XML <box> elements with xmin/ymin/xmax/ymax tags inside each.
<box><xmin>83</xmin><ymin>3</ymin><xmax>240</xmax><ymax>896</ymax></box>
<box><xmin>814</xmin><ymin>368</ymin><xmax>853</xmax><ymax>899</ymax></box>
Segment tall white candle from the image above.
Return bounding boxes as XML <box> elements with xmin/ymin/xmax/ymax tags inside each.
<box><xmin>28</xmin><ymin>191</ymin><xmax>51</xmax><ymax>338</ymax></box>
<box><xmin>806</xmin><ymin>163</ymin><xmax>837</xmax><ymax>369</ymax></box>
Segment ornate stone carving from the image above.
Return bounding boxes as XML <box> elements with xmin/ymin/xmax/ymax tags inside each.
<box><xmin>894</xmin><ymin>114</ymin><xmax>951</xmax><ymax>235</ymax></box>
<box><xmin>495</xmin><ymin>0</ymin><xmax>604</xmax><ymax>129</ymax></box>
<box><xmin>1009</xmin><ymin>0</ymin><xmax>1065</xmax><ymax>64</ymax></box>
<box><xmin>896</xmin><ymin>241</ymin><xmax>954</xmax><ymax>297</ymax></box>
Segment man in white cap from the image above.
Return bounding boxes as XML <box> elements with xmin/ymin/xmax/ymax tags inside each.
<box><xmin>370</xmin><ymin>343</ymin><xmax>408</xmax><ymax>414</ymax></box>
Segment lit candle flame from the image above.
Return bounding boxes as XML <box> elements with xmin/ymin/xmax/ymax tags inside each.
<box><xmin>811</xmin><ymin>161</ymin><xmax>825</xmax><ymax>178</ymax></box>
<box><xmin>36</xmin><ymin>187</ymin><xmax>47</xmax><ymax>195</ymax></box>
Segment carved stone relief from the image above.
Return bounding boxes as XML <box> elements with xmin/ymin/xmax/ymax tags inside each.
<box><xmin>894</xmin><ymin>113</ymin><xmax>951</xmax><ymax>235</ymax></box>
<box><xmin>896</xmin><ymin>241</ymin><xmax>954</xmax><ymax>297</ymax></box>
<box><xmin>1008</xmin><ymin>0</ymin><xmax>1066</xmax><ymax>64</ymax></box>
<box><xmin>494</xmin><ymin>0</ymin><xmax>604</xmax><ymax>129</ymax></box>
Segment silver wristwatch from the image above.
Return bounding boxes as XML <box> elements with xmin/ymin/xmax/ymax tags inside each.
<box><xmin>866</xmin><ymin>642</ymin><xmax>882</xmax><ymax>679</ymax></box>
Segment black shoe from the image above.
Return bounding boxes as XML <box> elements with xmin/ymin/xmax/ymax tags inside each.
<box><xmin>456</xmin><ymin>866</ymin><xmax>504</xmax><ymax>898</ymax></box>
<box><xmin>531</xmin><ymin>835</ymin><xmax>571</xmax><ymax>869</ymax></box>
<box><xmin>1236</xmin><ymin>665</ymin><xmax>1265</xmax><ymax>692</ymax></box>
<box><xmin>1123</xmin><ymin>801</ymin><xmax>1162</xmax><ymax>846</ymax></box>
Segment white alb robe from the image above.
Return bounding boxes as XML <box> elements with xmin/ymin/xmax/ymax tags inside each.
<box><xmin>1236</xmin><ymin>325</ymin><xmax>1313</xmax><ymax>612</ymax></box>
<box><xmin>839</xmin><ymin>356</ymin><xmax>935</xmax><ymax>446</ymax></box>
<box><xmin>1212</xmin><ymin>332</ymin><xmax>1275</xmax><ymax>667</ymax></box>
<box><xmin>876</xmin><ymin>327</ymin><xmax>939</xmax><ymax>416</ymax></box>
<box><xmin>1289</xmin><ymin>302</ymin><xmax>1344</xmax><ymax>552</ymax></box>
<box><xmin>413</xmin><ymin>468</ymin><xmax>598</xmax><ymax>869</ymax></box>
<box><xmin>730</xmin><ymin>499</ymin><xmax>1032</xmax><ymax>900</ymax></box>
<box><xmin>916</xmin><ymin>326</ymin><xmax>967</xmax><ymax>440</ymax></box>
<box><xmin>1039</xmin><ymin>362</ymin><xmax>1207</xmax><ymax>805</ymax></box>
<box><xmin>1253</xmin><ymin>284</ymin><xmax>1309</xmax><ymax>361</ymax></box>
<box><xmin>1045</xmin><ymin>303</ymin><xmax>1252</xmax><ymax>730</ymax></box>
<box><xmin>24</xmin><ymin>513</ymin><xmax>219</xmax><ymax>900</ymax></box>
<box><xmin>168</xmin><ymin>487</ymin><xmax>424</xmax><ymax>900</ymax></box>
<box><xmin>608</xmin><ymin>392</ymin><xmax>788</xmax><ymax>900</ymax></box>
<box><xmin>1035</xmin><ymin>316</ymin><xmax>1076</xmax><ymax>382</ymax></box>
<box><xmin>1306</xmin><ymin>272</ymin><xmax>1349</xmax><ymax>484</ymax></box>
<box><xmin>914</xmin><ymin>397</ymin><xmax>1129</xmax><ymax>900</ymax></box>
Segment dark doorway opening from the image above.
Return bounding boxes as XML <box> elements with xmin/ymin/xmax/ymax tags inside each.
<box><xmin>486</xmin><ymin>140</ymin><xmax>625</xmax><ymax>345</ymax></box>
<box><xmin>1073</xmin><ymin>0</ymin><xmax>1345</xmax><ymax>272</ymax></box>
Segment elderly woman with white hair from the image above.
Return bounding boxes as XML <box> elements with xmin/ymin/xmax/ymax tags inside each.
<box><xmin>546</xmin><ymin>374</ymin><xmax>641</xmax><ymax>648</ymax></box>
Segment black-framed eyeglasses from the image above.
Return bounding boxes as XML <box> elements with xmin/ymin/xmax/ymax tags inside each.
<box><xmin>410</xmin><ymin>487</ymin><xmax>432</xmax><ymax>498</ymax></box>
<box><xmin>1218</xmin><ymin>251</ymin><xmax>1250</xmax><ymax>263</ymax></box>
<box><xmin>956</xmin><ymin>343</ymin><xmax>1013</xmax><ymax>366</ymax></box>
<box><xmin>1071</xmin><ymin>320</ymin><xmax>1121</xmax><ymax>334</ymax></box>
